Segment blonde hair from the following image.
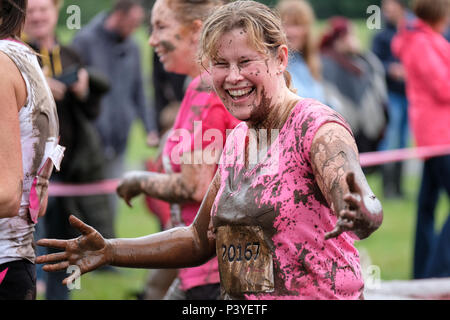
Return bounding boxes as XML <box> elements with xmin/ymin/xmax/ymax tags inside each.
<box><xmin>276</xmin><ymin>0</ymin><xmax>321</xmax><ymax>80</ymax></box>
<box><xmin>199</xmin><ymin>0</ymin><xmax>295</xmax><ymax>92</ymax></box>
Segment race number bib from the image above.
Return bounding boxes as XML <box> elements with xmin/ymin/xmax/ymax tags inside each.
<box><xmin>216</xmin><ymin>226</ymin><xmax>274</xmax><ymax>295</ymax></box>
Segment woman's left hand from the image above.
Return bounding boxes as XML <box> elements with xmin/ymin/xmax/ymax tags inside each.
<box><xmin>325</xmin><ymin>172</ymin><xmax>383</xmax><ymax>240</ymax></box>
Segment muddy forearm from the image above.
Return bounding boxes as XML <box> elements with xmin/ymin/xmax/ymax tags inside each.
<box><xmin>311</xmin><ymin>123</ymin><xmax>383</xmax><ymax>239</ymax></box>
<box><xmin>134</xmin><ymin>171</ymin><xmax>196</xmax><ymax>203</ymax></box>
<box><xmin>110</xmin><ymin>171</ymin><xmax>221</xmax><ymax>268</ymax></box>
<box><xmin>106</xmin><ymin>226</ymin><xmax>211</xmax><ymax>269</ymax></box>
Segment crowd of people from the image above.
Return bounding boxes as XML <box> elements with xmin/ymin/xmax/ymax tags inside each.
<box><xmin>0</xmin><ymin>0</ymin><xmax>448</xmax><ymax>300</ymax></box>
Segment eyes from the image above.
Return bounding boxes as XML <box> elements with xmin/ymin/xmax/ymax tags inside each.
<box><xmin>212</xmin><ymin>59</ymin><xmax>251</xmax><ymax>68</ymax></box>
<box><xmin>150</xmin><ymin>21</ymin><xmax>168</xmax><ymax>34</ymax></box>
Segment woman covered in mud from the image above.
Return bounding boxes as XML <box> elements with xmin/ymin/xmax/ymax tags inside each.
<box><xmin>0</xmin><ymin>0</ymin><xmax>63</xmax><ymax>299</ymax></box>
<box><xmin>37</xmin><ymin>0</ymin><xmax>382</xmax><ymax>300</ymax></box>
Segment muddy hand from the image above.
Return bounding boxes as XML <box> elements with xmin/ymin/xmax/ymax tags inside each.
<box><xmin>116</xmin><ymin>171</ymin><xmax>145</xmax><ymax>207</ymax></box>
<box><xmin>36</xmin><ymin>215</ymin><xmax>111</xmax><ymax>286</ymax></box>
<box><xmin>325</xmin><ymin>172</ymin><xmax>382</xmax><ymax>240</ymax></box>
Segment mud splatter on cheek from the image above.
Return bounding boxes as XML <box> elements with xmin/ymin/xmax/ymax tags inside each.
<box><xmin>160</xmin><ymin>40</ymin><xmax>176</xmax><ymax>52</ymax></box>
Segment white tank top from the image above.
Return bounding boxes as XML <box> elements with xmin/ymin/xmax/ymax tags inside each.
<box><xmin>0</xmin><ymin>40</ymin><xmax>64</xmax><ymax>265</ymax></box>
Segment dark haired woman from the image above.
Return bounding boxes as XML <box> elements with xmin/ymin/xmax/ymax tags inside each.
<box><xmin>0</xmin><ymin>0</ymin><xmax>63</xmax><ymax>299</ymax></box>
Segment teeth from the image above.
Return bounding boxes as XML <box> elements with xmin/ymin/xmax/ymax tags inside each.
<box><xmin>228</xmin><ymin>88</ymin><xmax>252</xmax><ymax>97</ymax></box>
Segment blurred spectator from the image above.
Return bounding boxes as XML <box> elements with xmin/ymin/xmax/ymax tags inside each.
<box><xmin>393</xmin><ymin>0</ymin><xmax>450</xmax><ymax>279</ymax></box>
<box><xmin>372</xmin><ymin>0</ymin><xmax>413</xmax><ymax>198</ymax></box>
<box><xmin>277</xmin><ymin>0</ymin><xmax>325</xmax><ymax>102</ymax></box>
<box><xmin>320</xmin><ymin>17</ymin><xmax>388</xmax><ymax>156</ymax></box>
<box><xmin>70</xmin><ymin>0</ymin><xmax>159</xmax><ymax>231</ymax></box>
<box><xmin>24</xmin><ymin>0</ymin><xmax>111</xmax><ymax>299</ymax></box>
<box><xmin>152</xmin><ymin>53</ymin><xmax>186</xmax><ymax>134</ymax></box>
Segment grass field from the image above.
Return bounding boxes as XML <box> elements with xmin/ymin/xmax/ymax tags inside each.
<box><xmin>43</xmin><ymin>20</ymin><xmax>449</xmax><ymax>300</ymax></box>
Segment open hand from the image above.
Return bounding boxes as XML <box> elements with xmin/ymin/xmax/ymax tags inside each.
<box><xmin>36</xmin><ymin>215</ymin><xmax>111</xmax><ymax>285</ymax></box>
<box><xmin>325</xmin><ymin>172</ymin><xmax>383</xmax><ymax>240</ymax></box>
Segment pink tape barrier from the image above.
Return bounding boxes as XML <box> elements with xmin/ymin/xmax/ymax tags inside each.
<box><xmin>47</xmin><ymin>144</ymin><xmax>450</xmax><ymax>197</ymax></box>
<box><xmin>359</xmin><ymin>144</ymin><xmax>450</xmax><ymax>167</ymax></box>
<box><xmin>48</xmin><ymin>179</ymin><xmax>120</xmax><ymax>197</ymax></box>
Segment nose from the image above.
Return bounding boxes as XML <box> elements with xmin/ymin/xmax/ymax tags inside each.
<box><xmin>148</xmin><ymin>32</ymin><xmax>157</xmax><ymax>48</ymax></box>
<box><xmin>225</xmin><ymin>64</ymin><xmax>244</xmax><ymax>84</ymax></box>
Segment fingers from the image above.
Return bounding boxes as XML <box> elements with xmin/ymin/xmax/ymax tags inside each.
<box><xmin>69</xmin><ymin>215</ymin><xmax>96</xmax><ymax>236</ymax></box>
<box><xmin>346</xmin><ymin>172</ymin><xmax>362</xmax><ymax>195</ymax></box>
<box><xmin>36</xmin><ymin>251</ymin><xmax>68</xmax><ymax>264</ymax></box>
<box><xmin>116</xmin><ymin>186</ymin><xmax>133</xmax><ymax>208</ymax></box>
<box><xmin>324</xmin><ymin>225</ymin><xmax>343</xmax><ymax>240</ymax></box>
<box><xmin>63</xmin><ymin>267</ymin><xmax>82</xmax><ymax>286</ymax></box>
<box><xmin>125</xmin><ymin>198</ymin><xmax>133</xmax><ymax>208</ymax></box>
<box><xmin>37</xmin><ymin>238</ymin><xmax>68</xmax><ymax>249</ymax></box>
<box><xmin>324</xmin><ymin>217</ymin><xmax>354</xmax><ymax>240</ymax></box>
<box><xmin>42</xmin><ymin>261</ymin><xmax>70</xmax><ymax>273</ymax></box>
<box><xmin>339</xmin><ymin>209</ymin><xmax>356</xmax><ymax>221</ymax></box>
<box><xmin>343</xmin><ymin>193</ymin><xmax>361</xmax><ymax>211</ymax></box>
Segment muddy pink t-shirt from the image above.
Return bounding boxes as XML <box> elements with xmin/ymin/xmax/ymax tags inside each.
<box><xmin>212</xmin><ymin>99</ymin><xmax>364</xmax><ymax>300</ymax></box>
<box><xmin>162</xmin><ymin>74</ymin><xmax>240</xmax><ymax>291</ymax></box>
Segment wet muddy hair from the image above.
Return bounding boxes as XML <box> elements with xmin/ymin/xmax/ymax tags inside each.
<box><xmin>199</xmin><ymin>0</ymin><xmax>295</xmax><ymax>92</ymax></box>
<box><xmin>0</xmin><ymin>0</ymin><xmax>27</xmax><ymax>39</ymax></box>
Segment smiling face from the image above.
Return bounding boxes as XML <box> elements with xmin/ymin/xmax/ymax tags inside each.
<box><xmin>149</xmin><ymin>0</ymin><xmax>199</xmax><ymax>76</ymax></box>
<box><xmin>209</xmin><ymin>28</ymin><xmax>288</xmax><ymax>126</ymax></box>
<box><xmin>24</xmin><ymin>0</ymin><xmax>59</xmax><ymax>41</ymax></box>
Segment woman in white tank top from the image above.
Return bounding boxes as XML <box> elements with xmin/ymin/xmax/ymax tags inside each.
<box><xmin>0</xmin><ymin>0</ymin><xmax>63</xmax><ymax>300</ymax></box>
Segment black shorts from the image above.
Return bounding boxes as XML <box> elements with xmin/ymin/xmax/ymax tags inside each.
<box><xmin>0</xmin><ymin>260</ymin><xmax>36</xmax><ymax>300</ymax></box>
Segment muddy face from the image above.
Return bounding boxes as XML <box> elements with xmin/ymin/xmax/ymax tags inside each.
<box><xmin>149</xmin><ymin>0</ymin><xmax>199</xmax><ymax>75</ymax></box>
<box><xmin>209</xmin><ymin>28</ymin><xmax>284</xmax><ymax>127</ymax></box>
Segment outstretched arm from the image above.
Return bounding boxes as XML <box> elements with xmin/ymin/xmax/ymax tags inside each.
<box><xmin>36</xmin><ymin>170</ymin><xmax>221</xmax><ymax>285</ymax></box>
<box><xmin>117</xmin><ymin>150</ymin><xmax>216</xmax><ymax>205</ymax></box>
<box><xmin>310</xmin><ymin>122</ymin><xmax>383</xmax><ymax>240</ymax></box>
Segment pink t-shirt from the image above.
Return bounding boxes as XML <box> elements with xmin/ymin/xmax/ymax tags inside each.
<box><xmin>212</xmin><ymin>99</ymin><xmax>364</xmax><ymax>300</ymax></box>
<box><xmin>163</xmin><ymin>74</ymin><xmax>240</xmax><ymax>291</ymax></box>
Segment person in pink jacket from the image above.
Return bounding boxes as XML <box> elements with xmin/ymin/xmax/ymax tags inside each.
<box><xmin>392</xmin><ymin>0</ymin><xmax>450</xmax><ymax>279</ymax></box>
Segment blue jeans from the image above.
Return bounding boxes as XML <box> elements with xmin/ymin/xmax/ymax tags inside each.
<box><xmin>413</xmin><ymin>155</ymin><xmax>450</xmax><ymax>278</ymax></box>
<box><xmin>379</xmin><ymin>92</ymin><xmax>409</xmax><ymax>151</ymax></box>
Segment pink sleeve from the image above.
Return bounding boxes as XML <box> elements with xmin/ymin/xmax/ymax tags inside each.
<box><xmin>294</xmin><ymin>103</ymin><xmax>353</xmax><ymax>166</ymax></box>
